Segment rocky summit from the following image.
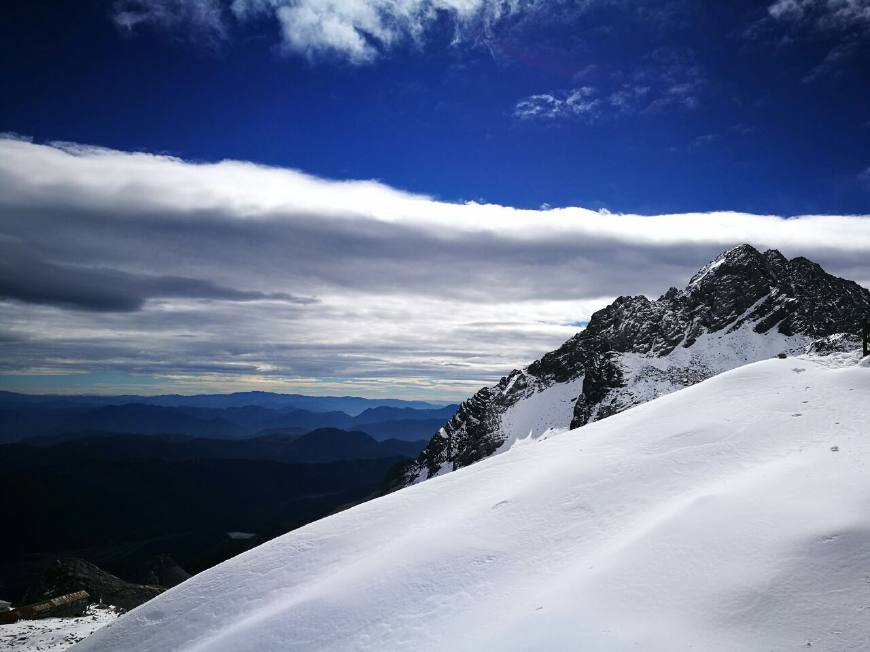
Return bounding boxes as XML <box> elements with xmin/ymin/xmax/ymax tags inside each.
<box><xmin>400</xmin><ymin>244</ymin><xmax>870</xmax><ymax>485</ymax></box>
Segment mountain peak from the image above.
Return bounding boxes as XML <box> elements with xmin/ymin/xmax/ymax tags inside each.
<box><xmin>396</xmin><ymin>248</ymin><xmax>870</xmax><ymax>485</ymax></box>
<box><xmin>687</xmin><ymin>243</ymin><xmax>769</xmax><ymax>288</ymax></box>
<box><xmin>722</xmin><ymin>242</ymin><xmax>762</xmax><ymax>259</ymax></box>
<box><xmin>763</xmin><ymin>247</ymin><xmax>787</xmax><ymax>264</ymax></box>
<box><xmin>675</xmin><ymin>245</ymin><xmax>869</xmax><ymax>341</ymax></box>
<box><xmin>698</xmin><ymin>244</ymin><xmax>786</xmax><ymax>275</ymax></box>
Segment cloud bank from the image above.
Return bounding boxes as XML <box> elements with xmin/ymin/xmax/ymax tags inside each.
<box><xmin>1</xmin><ymin>137</ymin><xmax>869</xmax><ymax>398</ymax></box>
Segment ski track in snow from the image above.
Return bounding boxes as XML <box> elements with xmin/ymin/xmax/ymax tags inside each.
<box><xmin>74</xmin><ymin>354</ymin><xmax>870</xmax><ymax>652</ymax></box>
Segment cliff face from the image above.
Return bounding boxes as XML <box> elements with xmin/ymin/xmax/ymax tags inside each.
<box><xmin>401</xmin><ymin>245</ymin><xmax>870</xmax><ymax>485</ymax></box>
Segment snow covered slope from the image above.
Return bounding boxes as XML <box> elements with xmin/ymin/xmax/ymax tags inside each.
<box><xmin>1</xmin><ymin>605</ymin><xmax>119</xmax><ymax>652</ymax></box>
<box><xmin>401</xmin><ymin>244</ymin><xmax>870</xmax><ymax>483</ymax></box>
<box><xmin>75</xmin><ymin>353</ymin><xmax>870</xmax><ymax>651</ymax></box>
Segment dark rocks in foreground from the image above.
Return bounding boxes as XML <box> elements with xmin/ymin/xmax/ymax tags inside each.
<box><xmin>19</xmin><ymin>558</ymin><xmax>164</xmax><ymax>612</ymax></box>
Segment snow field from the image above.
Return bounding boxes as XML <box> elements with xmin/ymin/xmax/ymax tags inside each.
<box><xmin>75</xmin><ymin>355</ymin><xmax>870</xmax><ymax>651</ymax></box>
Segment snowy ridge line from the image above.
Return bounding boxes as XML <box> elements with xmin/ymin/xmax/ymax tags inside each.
<box><xmin>399</xmin><ymin>244</ymin><xmax>870</xmax><ymax>485</ymax></box>
<box><xmin>687</xmin><ymin>254</ymin><xmax>726</xmax><ymax>286</ymax></box>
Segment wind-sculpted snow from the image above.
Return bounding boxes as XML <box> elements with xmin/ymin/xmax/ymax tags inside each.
<box><xmin>400</xmin><ymin>244</ymin><xmax>870</xmax><ymax>484</ymax></box>
<box><xmin>74</xmin><ymin>354</ymin><xmax>870</xmax><ymax>651</ymax></box>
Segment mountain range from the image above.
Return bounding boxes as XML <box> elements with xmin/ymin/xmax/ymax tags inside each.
<box><xmin>0</xmin><ymin>394</ymin><xmax>456</xmax><ymax>606</ymax></box>
<box><xmin>0</xmin><ymin>391</ymin><xmax>446</xmax><ymax>415</ymax></box>
<box><xmin>0</xmin><ymin>397</ymin><xmax>458</xmax><ymax>444</ymax></box>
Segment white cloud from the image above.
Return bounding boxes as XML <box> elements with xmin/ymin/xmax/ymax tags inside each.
<box><xmin>1</xmin><ymin>136</ymin><xmax>869</xmax><ymax>398</ymax></box>
<box><xmin>513</xmin><ymin>87</ymin><xmax>600</xmax><ymax>121</ymax></box>
<box><xmin>266</xmin><ymin>0</ymin><xmax>523</xmax><ymax>64</ymax></box>
<box><xmin>760</xmin><ymin>0</ymin><xmax>870</xmax><ymax>79</ymax></box>
<box><xmin>114</xmin><ymin>0</ymin><xmax>539</xmax><ymax>63</ymax></box>
<box><xmin>768</xmin><ymin>0</ymin><xmax>870</xmax><ymax>29</ymax></box>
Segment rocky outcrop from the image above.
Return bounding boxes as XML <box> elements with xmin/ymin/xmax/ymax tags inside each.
<box><xmin>398</xmin><ymin>245</ymin><xmax>870</xmax><ymax>485</ymax></box>
<box><xmin>21</xmin><ymin>558</ymin><xmax>164</xmax><ymax>612</ymax></box>
<box><xmin>140</xmin><ymin>554</ymin><xmax>191</xmax><ymax>589</ymax></box>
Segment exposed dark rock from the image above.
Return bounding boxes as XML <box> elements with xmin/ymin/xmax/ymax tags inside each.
<box><xmin>21</xmin><ymin>558</ymin><xmax>163</xmax><ymax>611</ymax></box>
<box><xmin>13</xmin><ymin>590</ymin><xmax>90</xmax><ymax>620</ymax></box>
<box><xmin>140</xmin><ymin>554</ymin><xmax>191</xmax><ymax>589</ymax></box>
<box><xmin>397</xmin><ymin>245</ymin><xmax>870</xmax><ymax>486</ymax></box>
<box><xmin>805</xmin><ymin>333</ymin><xmax>863</xmax><ymax>355</ymax></box>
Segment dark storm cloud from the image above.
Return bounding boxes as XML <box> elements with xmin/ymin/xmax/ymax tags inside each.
<box><xmin>0</xmin><ymin>203</ymin><xmax>735</xmax><ymax>305</ymax></box>
<box><xmin>0</xmin><ymin>238</ymin><xmax>314</xmax><ymax>312</ymax></box>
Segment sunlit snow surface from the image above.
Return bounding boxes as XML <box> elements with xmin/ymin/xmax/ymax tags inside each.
<box><xmin>75</xmin><ymin>354</ymin><xmax>870</xmax><ymax>652</ymax></box>
<box><xmin>497</xmin><ymin>375</ymin><xmax>583</xmax><ymax>447</ymax></box>
<box><xmin>1</xmin><ymin>605</ymin><xmax>119</xmax><ymax>652</ymax></box>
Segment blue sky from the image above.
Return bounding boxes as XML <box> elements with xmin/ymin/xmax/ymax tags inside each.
<box><xmin>1</xmin><ymin>1</ymin><xmax>870</xmax><ymax>399</ymax></box>
<box><xmin>3</xmin><ymin>0</ymin><xmax>870</xmax><ymax>215</ymax></box>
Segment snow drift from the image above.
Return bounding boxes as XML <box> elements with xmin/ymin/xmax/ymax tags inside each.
<box><xmin>75</xmin><ymin>352</ymin><xmax>870</xmax><ymax>651</ymax></box>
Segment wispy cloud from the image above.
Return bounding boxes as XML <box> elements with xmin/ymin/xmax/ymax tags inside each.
<box><xmin>513</xmin><ymin>87</ymin><xmax>600</xmax><ymax>121</ymax></box>
<box><xmin>688</xmin><ymin>133</ymin><xmax>718</xmax><ymax>150</ymax></box>
<box><xmin>114</xmin><ymin>0</ymin><xmax>227</xmax><ymax>42</ymax></box>
<box><xmin>514</xmin><ymin>48</ymin><xmax>706</xmax><ymax>122</ymax></box>
<box><xmin>607</xmin><ymin>84</ymin><xmax>651</xmax><ymax>112</ymax></box>
<box><xmin>801</xmin><ymin>38</ymin><xmax>862</xmax><ymax>81</ymax></box>
<box><xmin>112</xmin><ymin>0</ymin><xmax>546</xmax><ymax>64</ymax></box>
<box><xmin>750</xmin><ymin>0</ymin><xmax>870</xmax><ymax>81</ymax></box>
<box><xmin>1</xmin><ymin>137</ymin><xmax>869</xmax><ymax>398</ymax></box>
<box><xmin>767</xmin><ymin>0</ymin><xmax>870</xmax><ymax>30</ymax></box>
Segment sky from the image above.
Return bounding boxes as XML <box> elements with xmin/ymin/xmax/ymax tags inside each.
<box><xmin>1</xmin><ymin>0</ymin><xmax>870</xmax><ymax>400</ymax></box>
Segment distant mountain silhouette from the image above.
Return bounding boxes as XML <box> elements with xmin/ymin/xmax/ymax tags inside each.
<box><xmin>0</xmin><ymin>396</ymin><xmax>458</xmax><ymax>444</ymax></box>
<box><xmin>0</xmin><ymin>390</ymin><xmax>448</xmax><ymax>415</ymax></box>
<box><xmin>351</xmin><ymin>405</ymin><xmax>458</xmax><ymax>425</ymax></box>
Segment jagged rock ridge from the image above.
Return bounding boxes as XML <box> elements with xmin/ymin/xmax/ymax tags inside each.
<box><xmin>401</xmin><ymin>244</ymin><xmax>870</xmax><ymax>484</ymax></box>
